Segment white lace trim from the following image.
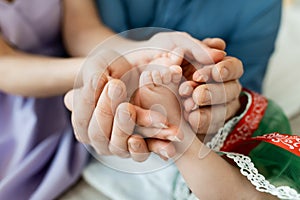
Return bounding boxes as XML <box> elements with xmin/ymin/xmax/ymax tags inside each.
<box><xmin>206</xmin><ymin>92</ymin><xmax>252</xmax><ymax>151</ymax></box>
<box><xmin>174</xmin><ymin>92</ymin><xmax>299</xmax><ymax>199</ymax></box>
<box><xmin>223</xmin><ymin>152</ymin><xmax>300</xmax><ymax>200</ymax></box>
<box><xmin>173</xmin><ymin>151</ymin><xmax>300</xmax><ymax>200</ymax></box>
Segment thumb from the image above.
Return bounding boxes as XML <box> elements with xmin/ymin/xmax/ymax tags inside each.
<box><xmin>64</xmin><ymin>90</ymin><xmax>74</xmax><ymax>111</ymax></box>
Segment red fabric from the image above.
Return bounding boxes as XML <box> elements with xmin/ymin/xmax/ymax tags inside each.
<box><xmin>249</xmin><ymin>133</ymin><xmax>300</xmax><ymax>156</ymax></box>
<box><xmin>221</xmin><ymin>89</ymin><xmax>268</xmax><ymax>152</ymax></box>
<box><xmin>221</xmin><ymin>89</ymin><xmax>300</xmax><ymax>157</ymax></box>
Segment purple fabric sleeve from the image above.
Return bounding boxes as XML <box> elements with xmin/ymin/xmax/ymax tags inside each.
<box><xmin>0</xmin><ymin>0</ymin><xmax>88</xmax><ymax>199</ymax></box>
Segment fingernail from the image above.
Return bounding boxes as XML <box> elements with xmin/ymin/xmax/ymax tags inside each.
<box><xmin>159</xmin><ymin>149</ymin><xmax>169</xmax><ymax>158</ymax></box>
<box><xmin>202</xmin><ymin>89</ymin><xmax>211</xmax><ymax>104</ymax></box>
<box><xmin>221</xmin><ymin>67</ymin><xmax>229</xmax><ymax>79</ymax></box>
<box><xmin>129</xmin><ymin>142</ymin><xmax>141</xmax><ymax>152</ymax></box>
<box><xmin>193</xmin><ymin>73</ymin><xmax>208</xmax><ymax>82</ymax></box>
<box><xmin>184</xmin><ymin>98</ymin><xmax>194</xmax><ymax>112</ymax></box>
<box><xmin>108</xmin><ymin>83</ymin><xmax>123</xmax><ymax>100</ymax></box>
<box><xmin>191</xmin><ymin>103</ymin><xmax>198</xmax><ymax>111</ymax></box>
<box><xmin>215</xmin><ymin>49</ymin><xmax>227</xmax><ymax>56</ymax></box>
<box><xmin>167</xmin><ymin>135</ymin><xmax>182</xmax><ymax>142</ymax></box>
<box><xmin>183</xmin><ymin>85</ymin><xmax>192</xmax><ymax>95</ymax></box>
<box><xmin>153</xmin><ymin>122</ymin><xmax>169</xmax><ymax>129</ymax></box>
<box><xmin>118</xmin><ymin>110</ymin><xmax>131</xmax><ymax>122</ymax></box>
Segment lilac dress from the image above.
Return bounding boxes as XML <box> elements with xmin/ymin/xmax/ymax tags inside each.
<box><xmin>0</xmin><ymin>1</ymin><xmax>88</xmax><ymax>199</ymax></box>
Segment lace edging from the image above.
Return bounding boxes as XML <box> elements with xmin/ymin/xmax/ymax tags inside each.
<box><xmin>223</xmin><ymin>152</ymin><xmax>300</xmax><ymax>200</ymax></box>
<box><xmin>173</xmin><ymin>151</ymin><xmax>300</xmax><ymax>200</ymax></box>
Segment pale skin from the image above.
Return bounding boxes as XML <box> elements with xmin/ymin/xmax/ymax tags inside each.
<box><xmin>0</xmin><ymin>0</ymin><xmax>176</xmax><ymax>160</ymax></box>
<box><xmin>0</xmin><ymin>28</ymin><xmax>174</xmax><ymax>162</ymax></box>
<box><xmin>63</xmin><ymin>0</ymin><xmax>243</xmax><ymax>159</ymax></box>
<box><xmin>133</xmin><ymin>52</ymin><xmax>279</xmax><ymax>200</ymax></box>
<box><xmin>0</xmin><ymin>0</ymin><xmax>279</xmax><ymax>198</ymax></box>
<box><xmin>0</xmin><ymin>10</ymin><xmax>230</xmax><ymax>161</ymax></box>
<box><xmin>0</xmin><ymin>34</ymin><xmax>82</xmax><ymax>97</ymax></box>
<box><xmin>0</xmin><ymin>0</ymin><xmax>243</xmax><ymax>161</ymax></box>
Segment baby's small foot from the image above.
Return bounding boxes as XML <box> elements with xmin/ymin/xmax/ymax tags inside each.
<box><xmin>137</xmin><ymin>63</ymin><xmax>183</xmax><ymax>125</ymax></box>
<box><xmin>130</xmin><ymin>51</ymin><xmax>187</xmax><ymax>160</ymax></box>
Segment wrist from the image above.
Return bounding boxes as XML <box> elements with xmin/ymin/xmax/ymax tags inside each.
<box><xmin>173</xmin><ymin>121</ymin><xmax>206</xmax><ymax>159</ymax></box>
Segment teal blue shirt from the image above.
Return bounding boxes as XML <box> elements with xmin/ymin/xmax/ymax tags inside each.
<box><xmin>96</xmin><ymin>0</ymin><xmax>282</xmax><ymax>93</ymax></box>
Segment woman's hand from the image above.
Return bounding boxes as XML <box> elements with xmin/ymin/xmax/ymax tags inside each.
<box><xmin>64</xmin><ymin>50</ymin><xmax>179</xmax><ymax>162</ymax></box>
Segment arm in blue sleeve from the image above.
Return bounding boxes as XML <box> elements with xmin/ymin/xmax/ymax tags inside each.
<box><xmin>226</xmin><ymin>0</ymin><xmax>282</xmax><ymax>93</ymax></box>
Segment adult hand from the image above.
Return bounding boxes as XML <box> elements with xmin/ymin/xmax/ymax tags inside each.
<box><xmin>123</xmin><ymin>32</ymin><xmax>226</xmax><ymax>68</ymax></box>
<box><xmin>64</xmin><ymin>50</ymin><xmax>179</xmax><ymax>162</ymax></box>
<box><xmin>179</xmin><ymin>38</ymin><xmax>243</xmax><ymax>138</ymax></box>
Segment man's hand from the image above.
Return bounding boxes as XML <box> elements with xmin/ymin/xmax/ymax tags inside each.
<box><xmin>179</xmin><ymin>37</ymin><xmax>243</xmax><ymax>137</ymax></box>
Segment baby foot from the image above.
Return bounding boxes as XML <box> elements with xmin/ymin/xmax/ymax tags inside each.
<box><xmin>134</xmin><ymin>52</ymin><xmax>183</xmax><ymax>126</ymax></box>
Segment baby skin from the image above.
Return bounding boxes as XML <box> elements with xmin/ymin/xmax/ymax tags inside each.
<box><xmin>131</xmin><ymin>50</ymin><xmax>194</xmax><ymax>159</ymax></box>
<box><xmin>131</xmin><ymin>51</ymin><xmax>279</xmax><ymax>200</ymax></box>
<box><xmin>134</xmin><ymin>52</ymin><xmax>183</xmax><ymax>125</ymax></box>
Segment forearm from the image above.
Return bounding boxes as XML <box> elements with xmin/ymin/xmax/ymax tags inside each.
<box><xmin>174</xmin><ymin>124</ymin><xmax>278</xmax><ymax>200</ymax></box>
<box><xmin>0</xmin><ymin>52</ymin><xmax>83</xmax><ymax>97</ymax></box>
<box><xmin>63</xmin><ymin>0</ymin><xmax>139</xmax><ymax>57</ymax></box>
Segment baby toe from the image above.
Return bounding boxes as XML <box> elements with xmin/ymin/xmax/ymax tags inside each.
<box><xmin>140</xmin><ymin>71</ymin><xmax>154</xmax><ymax>88</ymax></box>
<box><xmin>152</xmin><ymin>70</ymin><xmax>163</xmax><ymax>86</ymax></box>
<box><xmin>161</xmin><ymin>68</ymin><xmax>172</xmax><ymax>84</ymax></box>
<box><xmin>170</xmin><ymin>65</ymin><xmax>182</xmax><ymax>84</ymax></box>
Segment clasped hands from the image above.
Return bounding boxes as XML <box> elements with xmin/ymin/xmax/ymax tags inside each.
<box><xmin>64</xmin><ymin>32</ymin><xmax>243</xmax><ymax>162</ymax></box>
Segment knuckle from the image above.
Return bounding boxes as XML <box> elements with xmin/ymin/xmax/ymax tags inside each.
<box><xmin>224</xmin><ymin>59</ymin><xmax>234</xmax><ymax>68</ymax></box>
<box><xmin>193</xmin><ymin>85</ymin><xmax>210</xmax><ymax>105</ymax></box>
<box><xmin>114</xmin><ymin>128</ymin><xmax>131</xmax><ymax>137</ymax></box>
<box><xmin>109</xmin><ymin>144</ymin><xmax>129</xmax><ymax>158</ymax></box>
<box><xmin>89</xmin><ymin>131</ymin><xmax>108</xmax><ymax>143</ymax></box>
<box><xmin>96</xmin><ymin>105</ymin><xmax>114</xmax><ymax>118</ymax></box>
<box><xmin>117</xmin><ymin>103</ymin><xmax>136</xmax><ymax>121</ymax></box>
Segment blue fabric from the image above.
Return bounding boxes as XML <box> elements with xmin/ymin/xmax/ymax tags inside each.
<box><xmin>96</xmin><ymin>0</ymin><xmax>282</xmax><ymax>93</ymax></box>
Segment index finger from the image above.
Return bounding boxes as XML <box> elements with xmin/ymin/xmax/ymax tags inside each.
<box><xmin>71</xmin><ymin>50</ymin><xmax>132</xmax><ymax>143</ymax></box>
<box><xmin>192</xmin><ymin>56</ymin><xmax>244</xmax><ymax>83</ymax></box>
<box><xmin>212</xmin><ymin>56</ymin><xmax>244</xmax><ymax>82</ymax></box>
<box><xmin>150</xmin><ymin>32</ymin><xmax>226</xmax><ymax>65</ymax></box>
<box><xmin>171</xmin><ymin>32</ymin><xmax>226</xmax><ymax>64</ymax></box>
